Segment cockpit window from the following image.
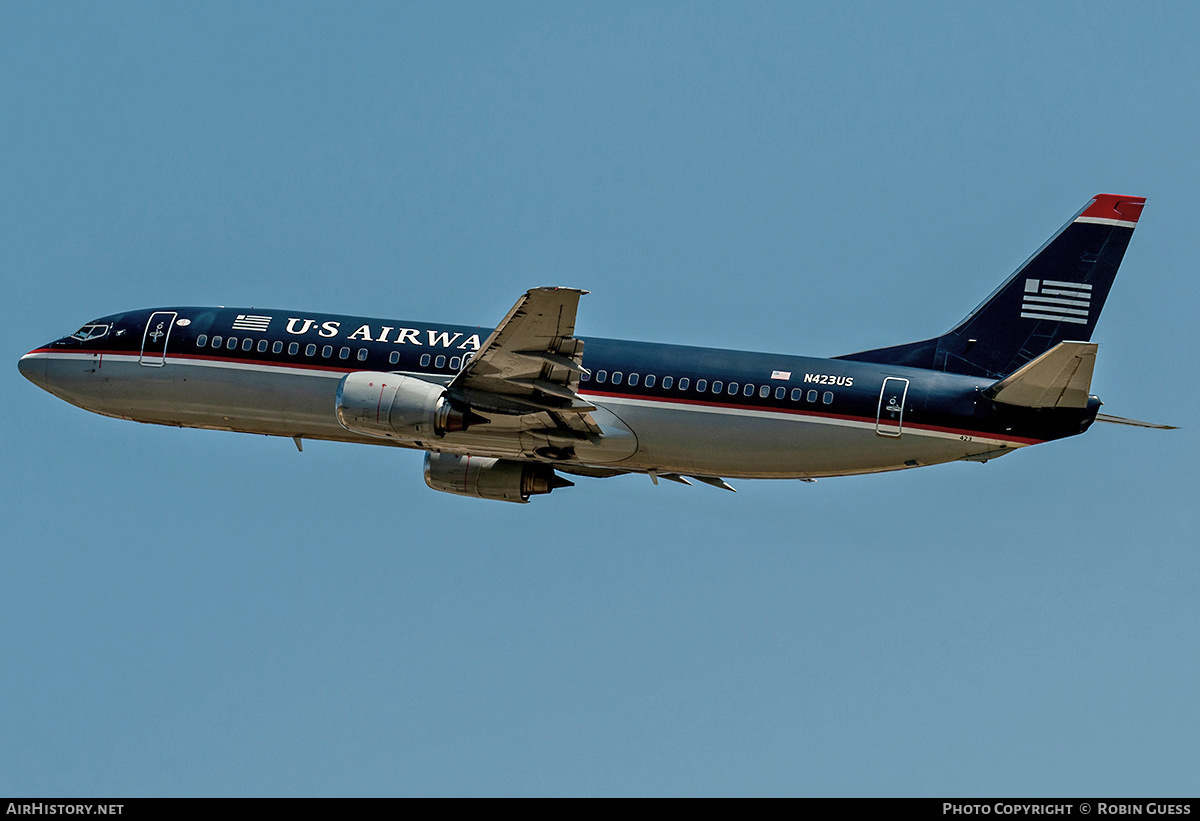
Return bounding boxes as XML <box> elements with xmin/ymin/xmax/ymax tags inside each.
<box><xmin>70</xmin><ymin>323</ymin><xmax>111</xmax><ymax>341</ymax></box>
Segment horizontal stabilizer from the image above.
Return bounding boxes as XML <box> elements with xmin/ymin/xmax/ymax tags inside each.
<box><xmin>1095</xmin><ymin>413</ymin><xmax>1178</xmax><ymax>430</ymax></box>
<box><xmin>985</xmin><ymin>341</ymin><xmax>1097</xmax><ymax>408</ymax></box>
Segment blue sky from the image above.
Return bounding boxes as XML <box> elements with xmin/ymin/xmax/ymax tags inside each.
<box><xmin>2</xmin><ymin>2</ymin><xmax>1197</xmax><ymax>796</ymax></box>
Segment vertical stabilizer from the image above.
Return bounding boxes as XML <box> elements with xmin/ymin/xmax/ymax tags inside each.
<box><xmin>838</xmin><ymin>194</ymin><xmax>1145</xmax><ymax>378</ymax></box>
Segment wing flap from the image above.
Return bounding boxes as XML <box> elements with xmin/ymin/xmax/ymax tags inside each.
<box><xmin>447</xmin><ymin>287</ymin><xmax>600</xmax><ymax>433</ymax></box>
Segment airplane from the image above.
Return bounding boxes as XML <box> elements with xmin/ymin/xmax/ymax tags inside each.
<box><xmin>18</xmin><ymin>193</ymin><xmax>1173</xmax><ymax>503</ymax></box>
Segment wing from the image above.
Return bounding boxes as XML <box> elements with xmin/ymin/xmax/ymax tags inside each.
<box><xmin>446</xmin><ymin>287</ymin><xmax>601</xmax><ymax>437</ymax></box>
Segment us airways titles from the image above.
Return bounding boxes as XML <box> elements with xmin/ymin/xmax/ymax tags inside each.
<box><xmin>278</xmin><ymin>318</ymin><xmax>483</xmax><ymax>350</ymax></box>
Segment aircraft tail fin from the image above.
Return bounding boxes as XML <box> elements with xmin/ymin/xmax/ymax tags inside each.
<box><xmin>837</xmin><ymin>194</ymin><xmax>1145</xmax><ymax>379</ymax></box>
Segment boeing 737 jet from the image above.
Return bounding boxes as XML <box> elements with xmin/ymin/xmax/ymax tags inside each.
<box><xmin>19</xmin><ymin>194</ymin><xmax>1171</xmax><ymax>502</ymax></box>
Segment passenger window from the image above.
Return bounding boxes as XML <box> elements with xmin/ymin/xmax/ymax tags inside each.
<box><xmin>434</xmin><ymin>355</ymin><xmax>446</xmax><ymax>368</ymax></box>
<box><xmin>727</xmin><ymin>382</ymin><xmax>739</xmax><ymax>395</ymax></box>
<box><xmin>449</xmin><ymin>356</ymin><xmax>461</xmax><ymax>370</ymax></box>
<box><xmin>288</xmin><ymin>342</ymin><xmax>298</xmax><ymax>355</ymax></box>
<box><xmin>823</xmin><ymin>391</ymin><xmax>833</xmax><ymax>404</ymax></box>
<box><xmin>273</xmin><ymin>341</ymin><xmax>283</xmax><ymax>354</ymax></box>
<box><xmin>760</xmin><ymin>385</ymin><xmax>770</xmax><ymax>398</ymax></box>
<box><xmin>628</xmin><ymin>373</ymin><xmax>639</xmax><ymax>386</ymax></box>
<box><xmin>322</xmin><ymin>345</ymin><xmax>332</xmax><ymax>358</ymax></box>
<box><xmin>242</xmin><ymin>338</ymin><xmax>253</xmax><ymax>352</ymax></box>
<box><xmin>580</xmin><ymin>370</ymin><xmax>590</xmax><ymax>382</ymax></box>
<box><xmin>695</xmin><ymin>379</ymin><xmax>706</xmax><ymax>392</ymax></box>
<box><xmin>305</xmin><ymin>344</ymin><xmax>316</xmax><ymax>357</ymax></box>
<box><xmin>389</xmin><ymin>351</ymin><xmax>400</xmax><ymax>365</ymax></box>
<box><xmin>596</xmin><ymin>370</ymin><xmax>607</xmax><ymax>383</ymax></box>
<box><xmin>612</xmin><ymin>372</ymin><xmax>623</xmax><ymax>385</ymax></box>
<box><xmin>644</xmin><ymin>375</ymin><xmax>655</xmax><ymax>388</ymax></box>
<box><xmin>662</xmin><ymin>376</ymin><xmax>673</xmax><ymax>389</ymax></box>
<box><xmin>420</xmin><ymin>354</ymin><xmax>431</xmax><ymax>367</ymax></box>
<box><xmin>358</xmin><ymin>348</ymin><xmax>368</xmax><ymax>362</ymax></box>
<box><xmin>807</xmin><ymin>390</ymin><xmax>818</xmax><ymax>402</ymax></box>
<box><xmin>712</xmin><ymin>381</ymin><xmax>723</xmax><ymax>393</ymax></box>
<box><xmin>257</xmin><ymin>339</ymin><xmax>267</xmax><ymax>353</ymax></box>
<box><xmin>211</xmin><ymin>336</ymin><xmax>222</xmax><ymax>348</ymax></box>
<box><xmin>744</xmin><ymin>384</ymin><xmax>755</xmax><ymax>397</ymax></box>
<box><xmin>774</xmin><ymin>386</ymin><xmax>785</xmax><ymax>400</ymax></box>
<box><xmin>227</xmin><ymin>337</ymin><xmax>238</xmax><ymax>349</ymax></box>
<box><xmin>196</xmin><ymin>334</ymin><xmax>208</xmax><ymax>347</ymax></box>
<box><xmin>338</xmin><ymin>347</ymin><xmax>349</xmax><ymax>360</ymax></box>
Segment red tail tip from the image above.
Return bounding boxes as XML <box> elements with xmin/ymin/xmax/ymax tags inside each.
<box><xmin>1081</xmin><ymin>193</ymin><xmax>1146</xmax><ymax>223</ymax></box>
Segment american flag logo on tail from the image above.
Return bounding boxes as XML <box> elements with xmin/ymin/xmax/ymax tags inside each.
<box><xmin>232</xmin><ymin>314</ymin><xmax>272</xmax><ymax>332</ymax></box>
<box><xmin>1021</xmin><ymin>279</ymin><xmax>1091</xmax><ymax>325</ymax></box>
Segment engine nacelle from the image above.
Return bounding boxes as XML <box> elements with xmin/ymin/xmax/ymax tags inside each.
<box><xmin>335</xmin><ymin>372</ymin><xmax>483</xmax><ymax>442</ymax></box>
<box><xmin>423</xmin><ymin>452</ymin><xmax>573</xmax><ymax>503</ymax></box>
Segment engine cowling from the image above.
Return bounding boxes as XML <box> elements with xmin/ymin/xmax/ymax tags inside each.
<box><xmin>335</xmin><ymin>372</ymin><xmax>484</xmax><ymax>442</ymax></box>
<box><xmin>423</xmin><ymin>452</ymin><xmax>573</xmax><ymax>503</ymax></box>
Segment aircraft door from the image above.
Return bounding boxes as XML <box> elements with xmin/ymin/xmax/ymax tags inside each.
<box><xmin>139</xmin><ymin>311</ymin><xmax>177</xmax><ymax>367</ymax></box>
<box><xmin>876</xmin><ymin>377</ymin><xmax>909</xmax><ymax>436</ymax></box>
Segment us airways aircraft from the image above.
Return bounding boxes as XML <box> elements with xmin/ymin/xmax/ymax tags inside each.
<box><xmin>19</xmin><ymin>193</ymin><xmax>1172</xmax><ymax>502</ymax></box>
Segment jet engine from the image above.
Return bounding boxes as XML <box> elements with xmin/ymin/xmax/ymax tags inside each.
<box><xmin>335</xmin><ymin>372</ymin><xmax>486</xmax><ymax>442</ymax></box>
<box><xmin>423</xmin><ymin>452</ymin><xmax>573</xmax><ymax>503</ymax></box>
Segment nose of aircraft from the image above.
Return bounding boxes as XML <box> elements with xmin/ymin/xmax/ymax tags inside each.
<box><xmin>18</xmin><ymin>350</ymin><xmax>47</xmax><ymax>387</ymax></box>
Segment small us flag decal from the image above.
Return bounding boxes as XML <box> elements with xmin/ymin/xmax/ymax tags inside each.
<box><xmin>232</xmin><ymin>314</ymin><xmax>272</xmax><ymax>331</ymax></box>
<box><xmin>1021</xmin><ymin>279</ymin><xmax>1091</xmax><ymax>325</ymax></box>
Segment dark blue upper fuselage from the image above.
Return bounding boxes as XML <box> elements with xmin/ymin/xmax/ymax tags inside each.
<box><xmin>32</xmin><ymin>305</ymin><xmax>1099</xmax><ymax>446</ymax></box>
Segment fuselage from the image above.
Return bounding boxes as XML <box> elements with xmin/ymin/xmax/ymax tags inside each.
<box><xmin>18</xmin><ymin>306</ymin><xmax>1097</xmax><ymax>480</ymax></box>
